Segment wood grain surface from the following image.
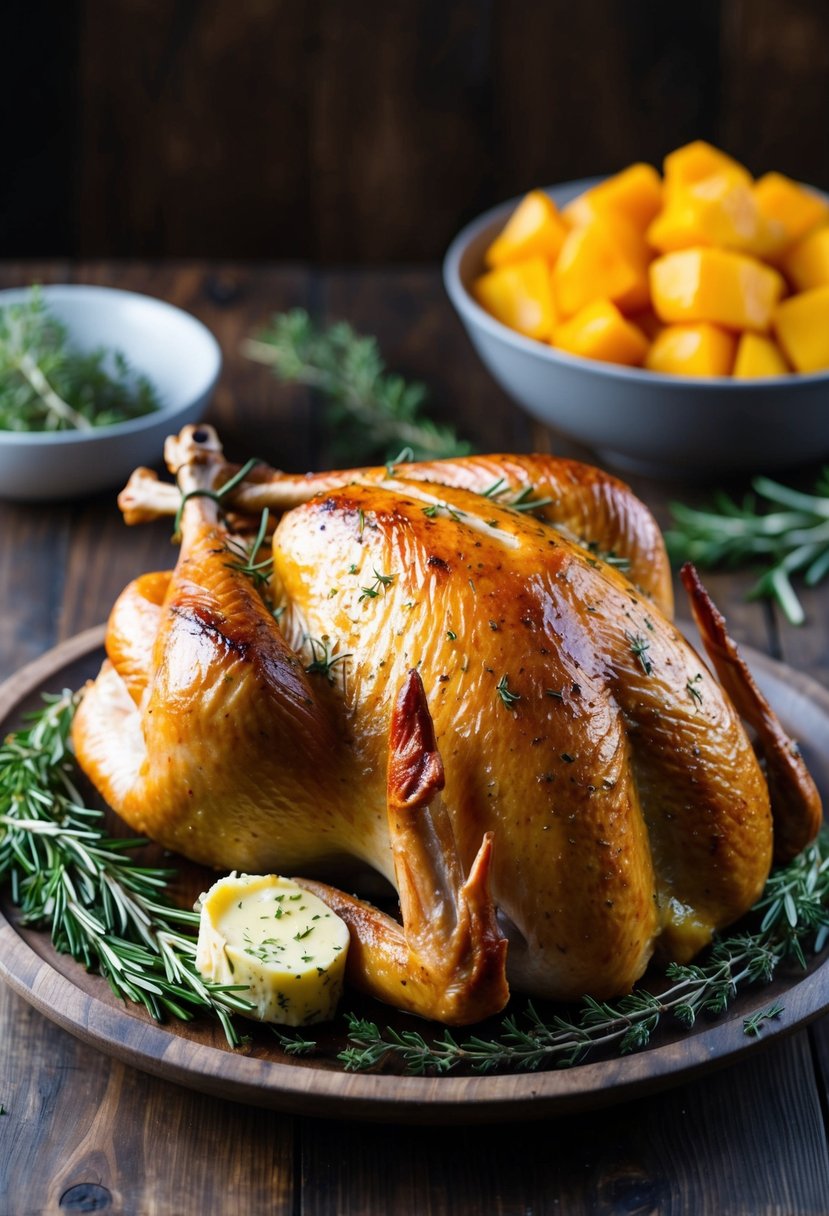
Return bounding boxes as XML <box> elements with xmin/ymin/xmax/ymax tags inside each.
<box><xmin>4</xmin><ymin>2</ymin><xmax>829</xmax><ymax>261</ymax></box>
<box><xmin>1</xmin><ymin>261</ymin><xmax>829</xmax><ymax>1213</ymax></box>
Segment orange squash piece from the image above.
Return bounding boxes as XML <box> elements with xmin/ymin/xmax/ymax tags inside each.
<box><xmin>553</xmin><ymin>300</ymin><xmax>649</xmax><ymax>366</ymax></box>
<box><xmin>486</xmin><ymin>191</ymin><xmax>569</xmax><ymax>269</ymax></box>
<box><xmin>650</xmin><ymin>247</ymin><xmax>785</xmax><ymax>332</ymax></box>
<box><xmin>781</xmin><ymin>225</ymin><xmax>829</xmax><ymax>292</ymax></box>
<box><xmin>562</xmin><ymin>164</ymin><xmax>663</xmax><ymax>233</ymax></box>
<box><xmin>553</xmin><ymin>215</ymin><xmax>650</xmax><ymax>316</ymax></box>
<box><xmin>648</xmin><ymin>173</ymin><xmax>785</xmax><ymax>258</ymax></box>
<box><xmin>773</xmin><ymin>286</ymin><xmax>829</xmax><ymax>372</ymax></box>
<box><xmin>733</xmin><ymin>333</ymin><xmax>789</xmax><ymax>378</ymax></box>
<box><xmin>754</xmin><ymin>173</ymin><xmax>829</xmax><ymax>252</ymax></box>
<box><xmin>663</xmin><ymin>141</ymin><xmax>752</xmax><ymax>194</ymax></box>
<box><xmin>473</xmin><ymin>258</ymin><xmax>557</xmax><ymax>340</ymax></box>
<box><xmin>645</xmin><ymin>324</ymin><xmax>736</xmax><ymax>377</ymax></box>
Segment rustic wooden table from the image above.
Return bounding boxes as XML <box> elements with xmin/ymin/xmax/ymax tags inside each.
<box><xmin>2</xmin><ymin>262</ymin><xmax>829</xmax><ymax>1215</ymax></box>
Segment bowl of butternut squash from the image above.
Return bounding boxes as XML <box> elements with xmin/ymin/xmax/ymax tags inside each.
<box><xmin>443</xmin><ymin>140</ymin><xmax>829</xmax><ymax>475</ymax></box>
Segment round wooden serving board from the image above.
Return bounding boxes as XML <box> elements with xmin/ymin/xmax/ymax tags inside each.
<box><xmin>1</xmin><ymin>626</ymin><xmax>829</xmax><ymax>1124</ymax></box>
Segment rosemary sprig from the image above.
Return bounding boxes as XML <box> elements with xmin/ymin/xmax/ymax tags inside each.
<box><xmin>0</xmin><ymin>287</ymin><xmax>160</xmax><ymax>432</ymax></box>
<box><xmin>303</xmin><ymin>634</ymin><xmax>352</xmax><ymax>684</ymax></box>
<box><xmin>0</xmin><ymin>692</ymin><xmax>253</xmax><ymax>1045</ymax></box>
<box><xmin>243</xmin><ymin>309</ymin><xmax>471</xmax><ymax>463</ymax></box>
<box><xmin>481</xmin><ymin>477</ymin><xmax>554</xmax><ymax>516</ymax></box>
<box><xmin>667</xmin><ymin>470</ymin><xmax>829</xmax><ymax>626</ymax></box>
<box><xmin>4</xmin><ymin>693</ymin><xmax>828</xmax><ymax>1075</ymax></box>
<box><xmin>495</xmin><ymin>674</ymin><xmax>521</xmax><ymax>709</ymax></box>
<box><xmin>336</xmin><ymin>829</ymin><xmax>829</xmax><ymax>1074</ymax></box>
<box><xmin>224</xmin><ymin>507</ymin><xmax>273</xmax><ymax>592</ymax></box>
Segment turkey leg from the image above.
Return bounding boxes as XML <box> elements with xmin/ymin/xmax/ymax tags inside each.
<box><xmin>297</xmin><ymin>668</ymin><xmax>509</xmax><ymax>1025</ymax></box>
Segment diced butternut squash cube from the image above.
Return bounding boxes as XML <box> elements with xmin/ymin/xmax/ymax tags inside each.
<box><xmin>562</xmin><ymin>164</ymin><xmax>662</xmax><ymax>232</ymax></box>
<box><xmin>486</xmin><ymin>190</ymin><xmax>568</xmax><ymax>268</ymax></box>
<box><xmin>473</xmin><ymin>258</ymin><xmax>557</xmax><ymax>340</ymax></box>
<box><xmin>645</xmin><ymin>324</ymin><xmax>736</xmax><ymax>377</ymax></box>
<box><xmin>773</xmin><ymin>286</ymin><xmax>829</xmax><ymax>372</ymax></box>
<box><xmin>733</xmin><ymin>333</ymin><xmax>789</xmax><ymax>378</ymax></box>
<box><xmin>754</xmin><ymin>172</ymin><xmax>829</xmax><ymax>251</ymax></box>
<box><xmin>647</xmin><ymin>173</ymin><xmax>785</xmax><ymax>258</ymax></box>
<box><xmin>553</xmin><ymin>215</ymin><xmax>650</xmax><ymax>316</ymax></box>
<box><xmin>663</xmin><ymin>141</ymin><xmax>752</xmax><ymax>193</ymax></box>
<box><xmin>553</xmin><ymin>300</ymin><xmax>649</xmax><ymax>366</ymax></box>
<box><xmin>650</xmin><ymin>248</ymin><xmax>785</xmax><ymax>332</ymax></box>
<box><xmin>781</xmin><ymin>225</ymin><xmax>829</xmax><ymax>292</ymax></box>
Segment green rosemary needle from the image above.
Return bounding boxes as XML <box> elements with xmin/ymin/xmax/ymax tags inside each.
<box><xmin>667</xmin><ymin>469</ymin><xmax>829</xmax><ymax>626</ymax></box>
<box><xmin>0</xmin><ymin>692</ymin><xmax>253</xmax><ymax>1045</ymax></box>
<box><xmin>0</xmin><ymin>287</ymin><xmax>160</xmax><ymax>432</ymax></box>
<box><xmin>242</xmin><ymin>309</ymin><xmax>471</xmax><ymax>463</ymax></box>
<box><xmin>336</xmin><ymin>830</ymin><xmax>829</xmax><ymax>1074</ymax></box>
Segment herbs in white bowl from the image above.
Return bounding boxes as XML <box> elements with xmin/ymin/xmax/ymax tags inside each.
<box><xmin>0</xmin><ymin>287</ymin><xmax>160</xmax><ymax>432</ymax></box>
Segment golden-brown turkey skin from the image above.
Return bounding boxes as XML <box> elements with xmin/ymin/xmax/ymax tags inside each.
<box><xmin>73</xmin><ymin>514</ymin><xmax>370</xmax><ymax>877</ymax></box>
<box><xmin>75</xmin><ymin>439</ymin><xmax>781</xmax><ymax>1007</ymax></box>
<box><xmin>272</xmin><ymin>477</ymin><xmax>773</xmax><ymax>1000</ymax></box>
<box><xmin>118</xmin><ymin>452</ymin><xmax>674</xmax><ymax>618</ymax></box>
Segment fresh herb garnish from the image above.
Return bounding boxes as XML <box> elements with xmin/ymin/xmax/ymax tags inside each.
<box><xmin>481</xmin><ymin>478</ymin><xmax>553</xmax><ymax>517</ymax></box>
<box><xmin>625</xmin><ymin>631</ymin><xmax>653</xmax><ymax>676</ymax></box>
<box><xmin>667</xmin><ymin>471</ymin><xmax>829</xmax><ymax>626</ymax></box>
<box><xmin>496</xmin><ymin>675</ymin><xmax>521</xmax><ymax>709</ymax></box>
<box><xmin>359</xmin><ymin>568</ymin><xmax>396</xmax><ymax>602</ymax></box>
<box><xmin>303</xmin><ymin>635</ymin><xmax>352</xmax><ymax>684</ymax></box>
<box><xmin>224</xmin><ymin>509</ymin><xmax>274</xmax><ymax>593</ymax></box>
<box><xmin>6</xmin><ymin>691</ymin><xmax>829</xmax><ymax>1077</ymax></box>
<box><xmin>337</xmin><ymin>831</ymin><xmax>829</xmax><ymax>1073</ymax></box>
<box><xmin>0</xmin><ymin>693</ymin><xmax>253</xmax><ymax>1045</ymax></box>
<box><xmin>0</xmin><ymin>287</ymin><xmax>160</xmax><ymax>432</ymax></box>
<box><xmin>243</xmin><ymin>309</ymin><xmax>470</xmax><ymax>462</ymax></box>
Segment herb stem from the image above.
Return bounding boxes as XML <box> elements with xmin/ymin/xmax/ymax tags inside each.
<box><xmin>15</xmin><ymin>350</ymin><xmax>92</xmax><ymax>430</ymax></box>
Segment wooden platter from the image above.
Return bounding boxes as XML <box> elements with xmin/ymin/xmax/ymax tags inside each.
<box><xmin>1</xmin><ymin>626</ymin><xmax>829</xmax><ymax>1124</ymax></box>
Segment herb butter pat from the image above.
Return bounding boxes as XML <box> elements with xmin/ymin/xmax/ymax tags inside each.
<box><xmin>195</xmin><ymin>873</ymin><xmax>350</xmax><ymax>1026</ymax></box>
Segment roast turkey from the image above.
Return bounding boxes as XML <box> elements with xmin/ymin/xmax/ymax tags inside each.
<box><xmin>73</xmin><ymin>425</ymin><xmax>821</xmax><ymax>1025</ymax></box>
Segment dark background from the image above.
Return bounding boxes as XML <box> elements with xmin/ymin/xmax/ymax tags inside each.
<box><xmin>3</xmin><ymin>0</ymin><xmax>829</xmax><ymax>262</ymax></box>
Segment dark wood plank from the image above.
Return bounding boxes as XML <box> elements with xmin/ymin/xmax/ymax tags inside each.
<box><xmin>490</xmin><ymin>0</ymin><xmax>722</xmax><ymax>198</ymax></box>
<box><xmin>317</xmin><ymin>267</ymin><xmax>533</xmax><ymax>464</ymax></box>
<box><xmin>299</xmin><ymin>1035</ymin><xmax>829</xmax><ymax>1216</ymax></box>
<box><xmin>74</xmin><ymin>1</ymin><xmax>314</xmax><ymax>259</ymax></box>
<box><xmin>721</xmin><ymin>0</ymin><xmax>829</xmax><ymax>190</ymax></box>
<box><xmin>309</xmin><ymin>1</ymin><xmax>493</xmax><ymax>262</ymax></box>
<box><xmin>0</xmin><ymin>983</ymin><xmax>296</xmax><ymax>1216</ymax></box>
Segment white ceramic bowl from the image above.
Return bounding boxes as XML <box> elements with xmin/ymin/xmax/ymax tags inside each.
<box><xmin>444</xmin><ymin>179</ymin><xmax>829</xmax><ymax>476</ymax></box>
<box><xmin>0</xmin><ymin>285</ymin><xmax>222</xmax><ymax>500</ymax></box>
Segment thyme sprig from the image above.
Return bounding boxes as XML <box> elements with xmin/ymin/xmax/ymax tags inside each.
<box><xmin>359</xmin><ymin>568</ymin><xmax>396</xmax><ymax>602</ymax></box>
<box><xmin>243</xmin><ymin>309</ymin><xmax>471</xmax><ymax>463</ymax></box>
<box><xmin>667</xmin><ymin>470</ymin><xmax>829</xmax><ymax>626</ymax></box>
<box><xmin>0</xmin><ymin>692</ymin><xmax>254</xmax><ymax>1045</ymax></box>
<box><xmin>336</xmin><ymin>830</ymin><xmax>829</xmax><ymax>1074</ymax></box>
<box><xmin>0</xmin><ymin>287</ymin><xmax>160</xmax><ymax>432</ymax></box>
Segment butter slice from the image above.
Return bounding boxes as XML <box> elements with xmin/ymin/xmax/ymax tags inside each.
<box><xmin>195</xmin><ymin>873</ymin><xmax>350</xmax><ymax>1025</ymax></box>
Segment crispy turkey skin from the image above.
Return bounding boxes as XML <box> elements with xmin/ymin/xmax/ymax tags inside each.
<box><xmin>72</xmin><ymin>426</ymin><xmax>821</xmax><ymax>1022</ymax></box>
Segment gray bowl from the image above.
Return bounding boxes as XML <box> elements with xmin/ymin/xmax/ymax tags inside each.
<box><xmin>443</xmin><ymin>179</ymin><xmax>829</xmax><ymax>476</ymax></box>
<box><xmin>0</xmin><ymin>285</ymin><xmax>222</xmax><ymax>501</ymax></box>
